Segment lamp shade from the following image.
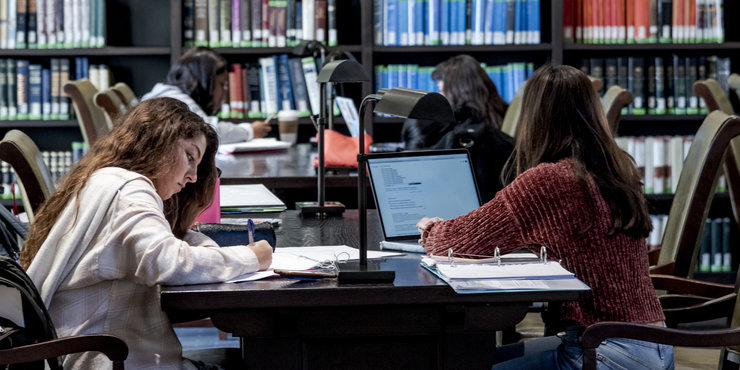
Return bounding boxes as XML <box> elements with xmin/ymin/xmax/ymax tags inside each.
<box><xmin>374</xmin><ymin>87</ymin><xmax>455</xmax><ymax>123</ymax></box>
<box><xmin>317</xmin><ymin>59</ymin><xmax>370</xmax><ymax>83</ymax></box>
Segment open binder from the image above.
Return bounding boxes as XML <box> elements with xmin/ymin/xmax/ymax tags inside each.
<box><xmin>421</xmin><ymin>247</ymin><xmax>590</xmax><ymax>294</ymax></box>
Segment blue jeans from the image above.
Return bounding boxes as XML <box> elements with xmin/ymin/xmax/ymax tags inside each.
<box><xmin>492</xmin><ymin>325</ymin><xmax>674</xmax><ymax>370</ymax></box>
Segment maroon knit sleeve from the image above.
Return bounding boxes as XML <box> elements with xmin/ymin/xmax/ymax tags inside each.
<box><xmin>421</xmin><ymin>185</ymin><xmax>524</xmax><ymax>257</ymax></box>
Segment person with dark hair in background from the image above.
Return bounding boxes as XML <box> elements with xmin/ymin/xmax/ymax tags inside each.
<box><xmin>22</xmin><ymin>98</ymin><xmax>273</xmax><ymax>369</ymax></box>
<box><xmin>417</xmin><ymin>65</ymin><xmax>671</xmax><ymax>369</ymax></box>
<box><xmin>143</xmin><ymin>46</ymin><xmax>271</xmax><ymax>144</ymax></box>
<box><xmin>402</xmin><ymin>54</ymin><xmax>514</xmax><ymax>202</ymax></box>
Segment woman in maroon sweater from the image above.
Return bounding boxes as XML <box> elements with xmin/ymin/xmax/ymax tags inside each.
<box><xmin>418</xmin><ymin>65</ymin><xmax>672</xmax><ymax>369</ymax></box>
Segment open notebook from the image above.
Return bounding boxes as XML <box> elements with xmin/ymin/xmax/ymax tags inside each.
<box><xmin>366</xmin><ymin>149</ymin><xmax>482</xmax><ymax>253</ymax></box>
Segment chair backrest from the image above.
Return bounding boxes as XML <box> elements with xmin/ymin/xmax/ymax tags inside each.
<box><xmin>111</xmin><ymin>82</ymin><xmax>138</xmax><ymax>108</ymax></box>
<box><xmin>0</xmin><ymin>130</ymin><xmax>55</xmax><ymax>223</ymax></box>
<box><xmin>500</xmin><ymin>81</ymin><xmax>526</xmax><ymax>138</ymax></box>
<box><xmin>589</xmin><ymin>76</ymin><xmax>603</xmax><ymax>93</ymax></box>
<box><xmin>0</xmin><ymin>255</ymin><xmax>129</xmax><ymax>369</ymax></box>
<box><xmin>653</xmin><ymin>111</ymin><xmax>740</xmax><ymax>278</ymax></box>
<box><xmin>601</xmin><ymin>85</ymin><xmax>633</xmax><ymax>136</ymax></box>
<box><xmin>93</xmin><ymin>87</ymin><xmax>126</xmax><ymax>129</ymax></box>
<box><xmin>581</xmin><ymin>322</ymin><xmax>740</xmax><ymax>370</ymax></box>
<box><xmin>63</xmin><ymin>79</ymin><xmax>109</xmax><ymax>147</ymax></box>
<box><xmin>693</xmin><ymin>78</ymin><xmax>734</xmax><ymax>115</ymax></box>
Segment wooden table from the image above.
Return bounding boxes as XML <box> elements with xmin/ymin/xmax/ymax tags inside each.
<box><xmin>161</xmin><ymin>210</ymin><xmax>584</xmax><ymax>369</ymax></box>
<box><xmin>216</xmin><ymin>144</ymin><xmax>365</xmax><ymax>208</ymax></box>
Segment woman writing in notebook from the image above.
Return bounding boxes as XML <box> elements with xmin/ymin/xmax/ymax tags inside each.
<box><xmin>143</xmin><ymin>46</ymin><xmax>272</xmax><ymax>144</ymax></box>
<box><xmin>20</xmin><ymin>97</ymin><xmax>273</xmax><ymax>369</ymax></box>
<box><xmin>402</xmin><ymin>54</ymin><xmax>514</xmax><ymax>201</ymax></box>
<box><xmin>417</xmin><ymin>65</ymin><xmax>671</xmax><ymax>369</ymax></box>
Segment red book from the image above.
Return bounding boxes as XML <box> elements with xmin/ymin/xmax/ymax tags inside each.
<box><xmin>626</xmin><ymin>0</ymin><xmax>636</xmax><ymax>43</ymax></box>
<box><xmin>634</xmin><ymin>0</ymin><xmax>650</xmax><ymax>42</ymax></box>
<box><xmin>575</xmin><ymin>0</ymin><xmax>583</xmax><ymax>42</ymax></box>
<box><xmin>314</xmin><ymin>0</ymin><xmax>327</xmax><ymax>43</ymax></box>
<box><xmin>229</xmin><ymin>64</ymin><xmax>244</xmax><ymax>118</ymax></box>
<box><xmin>564</xmin><ymin>0</ymin><xmax>575</xmax><ymax>42</ymax></box>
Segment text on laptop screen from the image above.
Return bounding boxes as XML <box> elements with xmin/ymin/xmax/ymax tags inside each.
<box><xmin>367</xmin><ymin>152</ymin><xmax>481</xmax><ymax>239</ymax></box>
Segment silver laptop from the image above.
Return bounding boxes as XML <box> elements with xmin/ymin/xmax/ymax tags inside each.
<box><xmin>366</xmin><ymin>149</ymin><xmax>482</xmax><ymax>253</ymax></box>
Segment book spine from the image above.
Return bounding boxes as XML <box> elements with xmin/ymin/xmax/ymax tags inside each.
<box><xmin>41</xmin><ymin>66</ymin><xmax>49</xmax><ymax>119</ymax></box>
<box><xmin>246</xmin><ymin>62</ymin><xmax>263</xmax><ymax>118</ymax></box>
<box><xmin>251</xmin><ymin>0</ymin><xmax>261</xmax><ymax>46</ymax></box>
<box><xmin>0</xmin><ymin>59</ymin><xmax>6</xmax><ymax>119</ymax></box>
<box><xmin>79</xmin><ymin>0</ymin><xmax>87</xmax><ymax>46</ymax></box>
<box><xmin>301</xmin><ymin>56</ymin><xmax>320</xmax><ymax>115</ymax></box>
<box><xmin>15</xmin><ymin>59</ymin><xmax>27</xmax><ymax>118</ymax></box>
<box><xmin>27</xmin><ymin>0</ymin><xmax>35</xmax><ymax>47</ymax></box>
<box><xmin>240</xmin><ymin>0</ymin><xmax>251</xmax><ymax>46</ymax></box>
<box><xmin>219</xmin><ymin>0</ymin><xmax>231</xmax><ymax>46</ymax></box>
<box><xmin>183</xmin><ymin>0</ymin><xmax>195</xmax><ymax>46</ymax></box>
<box><xmin>208</xmin><ymin>0</ymin><xmax>219</xmax><ymax>46</ymax></box>
<box><xmin>194</xmin><ymin>0</ymin><xmax>208</xmax><ymax>45</ymax></box>
<box><xmin>301</xmin><ymin>0</ymin><xmax>313</xmax><ymax>42</ymax></box>
<box><xmin>50</xmin><ymin>57</ymin><xmax>58</xmax><ymax>118</ymax></box>
<box><xmin>15</xmin><ymin>0</ymin><xmax>25</xmax><ymax>48</ymax></box>
<box><xmin>231</xmin><ymin>0</ymin><xmax>241</xmax><ymax>46</ymax></box>
<box><xmin>28</xmin><ymin>62</ymin><xmax>40</xmax><ymax>118</ymax></box>
<box><xmin>276</xmin><ymin>53</ymin><xmax>293</xmax><ymax>111</ymax></box>
<box><xmin>258</xmin><ymin>56</ymin><xmax>278</xmax><ymax>115</ymax></box>
<box><xmin>58</xmin><ymin>57</ymin><xmax>68</xmax><ymax>119</ymax></box>
<box><xmin>287</xmin><ymin>57</ymin><xmax>309</xmax><ymax>116</ymax></box>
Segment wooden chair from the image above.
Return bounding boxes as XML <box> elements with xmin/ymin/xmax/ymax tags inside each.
<box><xmin>0</xmin><ymin>334</ymin><xmax>129</xmax><ymax>369</ymax></box>
<box><xmin>728</xmin><ymin>74</ymin><xmax>740</xmax><ymax>102</ymax></box>
<box><xmin>694</xmin><ymin>78</ymin><xmax>735</xmax><ymax>115</ymax></box>
<box><xmin>63</xmin><ymin>79</ymin><xmax>109</xmax><ymax>147</ymax></box>
<box><xmin>589</xmin><ymin>76</ymin><xmax>603</xmax><ymax>93</ymax></box>
<box><xmin>500</xmin><ymin>81</ymin><xmax>525</xmax><ymax>138</ymax></box>
<box><xmin>93</xmin><ymin>87</ymin><xmax>127</xmax><ymax>129</ymax></box>
<box><xmin>581</xmin><ymin>322</ymin><xmax>740</xmax><ymax>370</ymax></box>
<box><xmin>111</xmin><ymin>82</ymin><xmax>138</xmax><ymax>108</ymax></box>
<box><xmin>649</xmin><ymin>111</ymin><xmax>740</xmax><ymax>327</ymax></box>
<box><xmin>0</xmin><ymin>130</ymin><xmax>55</xmax><ymax>223</ymax></box>
<box><xmin>601</xmin><ymin>85</ymin><xmax>633</xmax><ymax>136</ymax></box>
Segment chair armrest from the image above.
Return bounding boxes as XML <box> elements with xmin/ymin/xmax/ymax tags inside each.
<box><xmin>581</xmin><ymin>322</ymin><xmax>740</xmax><ymax>370</ymax></box>
<box><xmin>0</xmin><ymin>334</ymin><xmax>128</xmax><ymax>370</ymax></box>
<box><xmin>651</xmin><ymin>274</ymin><xmax>734</xmax><ymax>297</ymax></box>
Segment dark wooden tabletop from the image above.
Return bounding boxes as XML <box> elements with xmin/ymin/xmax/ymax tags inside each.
<box><xmin>161</xmin><ymin>210</ymin><xmax>583</xmax><ymax>314</ymax></box>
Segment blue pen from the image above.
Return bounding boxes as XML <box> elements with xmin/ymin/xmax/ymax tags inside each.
<box><xmin>247</xmin><ymin>219</ymin><xmax>255</xmax><ymax>244</ymax></box>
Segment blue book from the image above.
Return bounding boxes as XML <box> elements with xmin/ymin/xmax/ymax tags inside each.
<box><xmin>440</xmin><ymin>0</ymin><xmax>450</xmax><ymax>44</ymax></box>
<box><xmin>471</xmin><ymin>0</ymin><xmax>485</xmax><ymax>44</ymax></box>
<box><xmin>7</xmin><ymin>59</ymin><xmax>15</xmax><ymax>120</ymax></box>
<box><xmin>388</xmin><ymin>64</ymin><xmax>399</xmax><ymax>89</ymax></box>
<box><xmin>415</xmin><ymin>0</ymin><xmax>426</xmax><ymax>44</ymax></box>
<box><xmin>483</xmin><ymin>0</ymin><xmax>495</xmax><ymax>44</ymax></box>
<box><xmin>427</xmin><ymin>0</ymin><xmax>441</xmax><ymax>45</ymax></box>
<box><xmin>492</xmin><ymin>0</ymin><xmax>506</xmax><ymax>44</ymax></box>
<box><xmin>408</xmin><ymin>65</ymin><xmax>418</xmax><ymax>90</ymax></box>
<box><xmin>399</xmin><ymin>64</ymin><xmax>408</xmax><ymax>88</ymax></box>
<box><xmin>449</xmin><ymin>0</ymin><xmax>459</xmax><ymax>44</ymax></box>
<box><xmin>514</xmin><ymin>0</ymin><xmax>524</xmax><ymax>44</ymax></box>
<box><xmin>276</xmin><ymin>54</ymin><xmax>294</xmax><ymax>111</ymax></box>
<box><xmin>384</xmin><ymin>0</ymin><xmax>399</xmax><ymax>46</ymax></box>
<box><xmin>399</xmin><ymin>0</ymin><xmax>409</xmax><ymax>45</ymax></box>
<box><xmin>28</xmin><ymin>64</ymin><xmax>42</xmax><ymax>119</ymax></box>
<box><xmin>375</xmin><ymin>65</ymin><xmax>385</xmax><ymax>91</ymax></box>
<box><xmin>258</xmin><ymin>56</ymin><xmax>279</xmax><ymax>115</ymax></box>
<box><xmin>41</xmin><ymin>68</ymin><xmax>51</xmax><ymax>120</ymax></box>
<box><xmin>374</xmin><ymin>0</ymin><xmax>384</xmax><ymax>44</ymax></box>
<box><xmin>16</xmin><ymin>60</ymin><xmax>29</xmax><ymax>120</ymax></box>
<box><xmin>529</xmin><ymin>0</ymin><xmax>540</xmax><ymax>44</ymax></box>
<box><xmin>287</xmin><ymin>58</ymin><xmax>310</xmax><ymax>117</ymax></box>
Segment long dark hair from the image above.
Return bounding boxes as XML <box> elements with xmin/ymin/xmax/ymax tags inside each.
<box><xmin>21</xmin><ymin>98</ymin><xmax>219</xmax><ymax>269</ymax></box>
<box><xmin>166</xmin><ymin>46</ymin><xmax>227</xmax><ymax>115</ymax></box>
<box><xmin>508</xmin><ymin>64</ymin><xmax>651</xmax><ymax>237</ymax></box>
<box><xmin>431</xmin><ymin>54</ymin><xmax>509</xmax><ymax>130</ymax></box>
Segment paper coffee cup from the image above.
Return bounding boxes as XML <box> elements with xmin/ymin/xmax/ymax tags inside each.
<box><xmin>278</xmin><ymin>110</ymin><xmax>299</xmax><ymax>145</ymax></box>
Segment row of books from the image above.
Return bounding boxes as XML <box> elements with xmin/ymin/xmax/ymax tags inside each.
<box><xmin>375</xmin><ymin>0</ymin><xmax>541</xmax><ymax>46</ymax></box>
<box><xmin>578</xmin><ymin>55</ymin><xmax>730</xmax><ymax>115</ymax></box>
<box><xmin>0</xmin><ymin>149</ymin><xmax>72</xmax><ymax>199</ymax></box>
<box><xmin>0</xmin><ymin>0</ymin><xmax>105</xmax><ymax>49</ymax></box>
<box><xmin>564</xmin><ymin>0</ymin><xmax>724</xmax><ymax>44</ymax></box>
<box><xmin>648</xmin><ymin>215</ymin><xmax>734</xmax><ymax>273</ymax></box>
<box><xmin>374</xmin><ymin>62</ymin><xmax>533</xmax><ymax>104</ymax></box>
<box><xmin>614</xmin><ymin>134</ymin><xmax>728</xmax><ymax>195</ymax></box>
<box><xmin>183</xmin><ymin>0</ymin><xmax>338</xmax><ymax>48</ymax></box>
<box><xmin>0</xmin><ymin>57</ymin><xmax>110</xmax><ymax>121</ymax></box>
<box><xmin>216</xmin><ymin>55</ymin><xmax>322</xmax><ymax>119</ymax></box>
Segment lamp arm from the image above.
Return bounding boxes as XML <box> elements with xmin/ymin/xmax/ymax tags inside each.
<box><xmin>357</xmin><ymin>94</ymin><xmax>380</xmax><ymax>266</ymax></box>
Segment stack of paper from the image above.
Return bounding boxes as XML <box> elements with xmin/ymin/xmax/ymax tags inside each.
<box><xmin>421</xmin><ymin>257</ymin><xmax>590</xmax><ymax>294</ymax></box>
<box><xmin>220</xmin><ymin>184</ymin><xmax>287</xmax><ymax>214</ymax></box>
<box><xmin>218</xmin><ymin>138</ymin><xmax>291</xmax><ymax>155</ymax></box>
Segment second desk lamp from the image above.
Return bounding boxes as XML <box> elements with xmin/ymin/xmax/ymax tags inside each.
<box><xmin>336</xmin><ymin>87</ymin><xmax>455</xmax><ymax>284</ymax></box>
<box><xmin>295</xmin><ymin>59</ymin><xmax>370</xmax><ymax>216</ymax></box>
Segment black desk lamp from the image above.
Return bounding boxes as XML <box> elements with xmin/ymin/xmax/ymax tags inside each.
<box><xmin>296</xmin><ymin>59</ymin><xmax>370</xmax><ymax>217</ymax></box>
<box><xmin>338</xmin><ymin>87</ymin><xmax>455</xmax><ymax>284</ymax></box>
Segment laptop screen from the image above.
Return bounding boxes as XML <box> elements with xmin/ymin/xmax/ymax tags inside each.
<box><xmin>366</xmin><ymin>149</ymin><xmax>482</xmax><ymax>241</ymax></box>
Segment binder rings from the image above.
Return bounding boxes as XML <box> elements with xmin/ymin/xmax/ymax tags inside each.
<box><xmin>421</xmin><ymin>247</ymin><xmax>590</xmax><ymax>294</ymax></box>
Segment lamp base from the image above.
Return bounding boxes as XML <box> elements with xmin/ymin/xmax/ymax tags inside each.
<box><xmin>296</xmin><ymin>201</ymin><xmax>346</xmax><ymax>216</ymax></box>
<box><xmin>336</xmin><ymin>262</ymin><xmax>396</xmax><ymax>284</ymax></box>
